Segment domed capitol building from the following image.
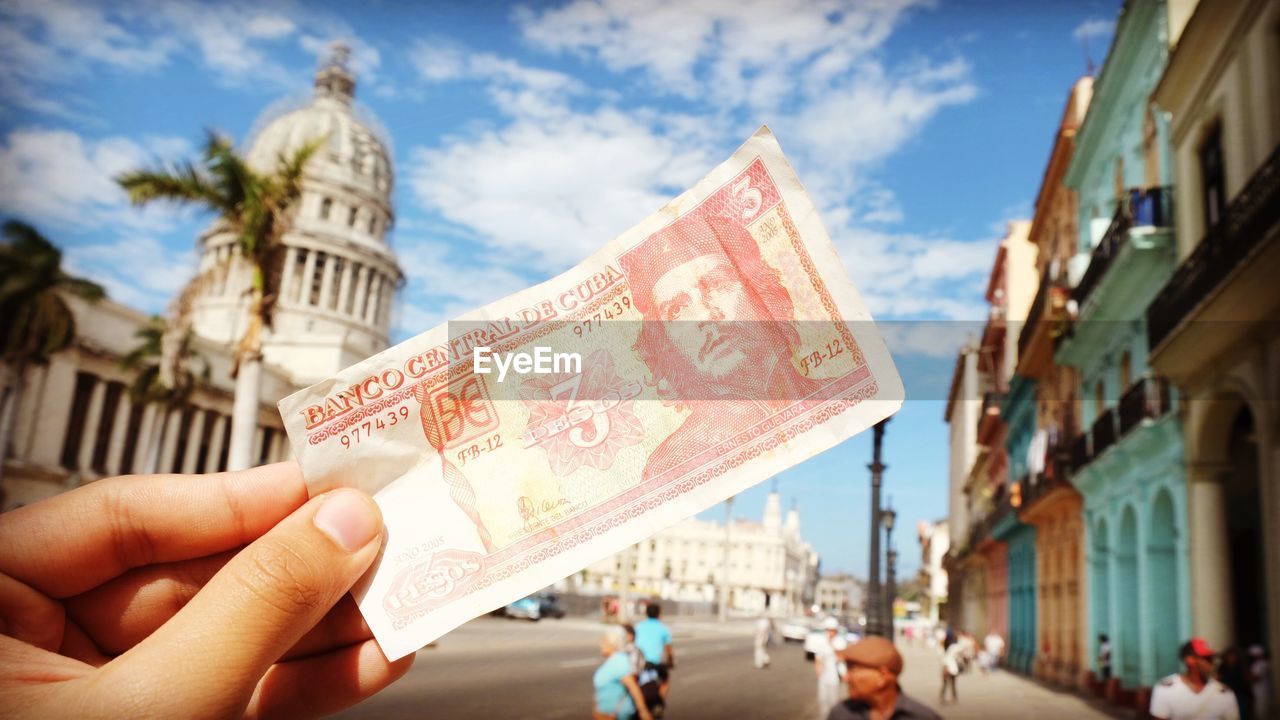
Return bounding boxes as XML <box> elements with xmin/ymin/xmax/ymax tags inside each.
<box><xmin>0</xmin><ymin>46</ymin><xmax>403</xmax><ymax>509</ymax></box>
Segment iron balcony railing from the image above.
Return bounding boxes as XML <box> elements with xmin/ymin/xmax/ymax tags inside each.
<box><xmin>1074</xmin><ymin>186</ymin><xmax>1173</xmax><ymax>308</ymax></box>
<box><xmin>1148</xmin><ymin>144</ymin><xmax>1280</xmax><ymax>350</ymax></box>
<box><xmin>1017</xmin><ymin>266</ymin><xmax>1051</xmax><ymax>360</ymax></box>
<box><xmin>1070</xmin><ymin>430</ymin><xmax>1091</xmax><ymax>474</ymax></box>
<box><xmin>1091</xmin><ymin>408</ymin><xmax>1118</xmax><ymax>458</ymax></box>
<box><xmin>1118</xmin><ymin>376</ymin><xmax>1172</xmax><ymax>436</ymax></box>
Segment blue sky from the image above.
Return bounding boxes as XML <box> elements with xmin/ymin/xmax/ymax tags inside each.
<box><xmin>0</xmin><ymin>0</ymin><xmax>1120</xmax><ymax>579</ymax></box>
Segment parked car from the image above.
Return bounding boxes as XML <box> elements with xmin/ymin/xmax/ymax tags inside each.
<box><xmin>779</xmin><ymin>617</ymin><xmax>812</xmax><ymax>643</ymax></box>
<box><xmin>505</xmin><ymin>596</ymin><xmax>542</xmax><ymax>620</ymax></box>
<box><xmin>536</xmin><ymin>593</ymin><xmax>566</xmax><ymax>619</ymax></box>
<box><xmin>506</xmin><ymin>593</ymin><xmax>566</xmax><ymax>621</ymax></box>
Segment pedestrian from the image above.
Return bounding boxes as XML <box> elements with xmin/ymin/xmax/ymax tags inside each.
<box><xmin>0</xmin><ymin>461</ymin><xmax>414</xmax><ymax>719</ymax></box>
<box><xmin>982</xmin><ymin>631</ymin><xmax>1005</xmax><ymax>674</ymax></box>
<box><xmin>755</xmin><ymin>614</ymin><xmax>774</xmax><ymax>669</ymax></box>
<box><xmin>815</xmin><ymin>617</ymin><xmax>848</xmax><ymax>719</ymax></box>
<box><xmin>1149</xmin><ymin>637</ymin><xmax>1240</xmax><ymax>720</ymax></box>
<box><xmin>940</xmin><ymin>632</ymin><xmax>963</xmax><ymax>704</ymax></box>
<box><xmin>827</xmin><ymin>636</ymin><xmax>942</xmax><ymax>719</ymax></box>
<box><xmin>593</xmin><ymin>626</ymin><xmax>653</xmax><ymax>720</ymax></box>
<box><xmin>1219</xmin><ymin>647</ymin><xmax>1253</xmax><ymax>719</ymax></box>
<box><xmin>1098</xmin><ymin>634</ymin><xmax>1113</xmax><ymax>682</ymax></box>
<box><xmin>623</xmin><ymin>624</ymin><xmax>645</xmax><ymax>677</ymax></box>
<box><xmin>1248</xmin><ymin>645</ymin><xmax>1271</xmax><ymax>720</ymax></box>
<box><xmin>633</xmin><ymin>602</ymin><xmax>674</xmax><ymax>715</ymax></box>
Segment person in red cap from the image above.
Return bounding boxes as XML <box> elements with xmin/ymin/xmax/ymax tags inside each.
<box><xmin>826</xmin><ymin>636</ymin><xmax>941</xmax><ymax>720</ymax></box>
<box><xmin>1149</xmin><ymin>637</ymin><xmax>1240</xmax><ymax>720</ymax></box>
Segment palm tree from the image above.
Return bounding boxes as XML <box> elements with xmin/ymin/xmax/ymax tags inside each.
<box><xmin>121</xmin><ymin>316</ymin><xmax>207</xmax><ymax>473</ymax></box>
<box><xmin>117</xmin><ymin>130</ymin><xmax>322</xmax><ymax>471</ymax></box>
<box><xmin>0</xmin><ymin>221</ymin><xmax>105</xmax><ymax>484</ymax></box>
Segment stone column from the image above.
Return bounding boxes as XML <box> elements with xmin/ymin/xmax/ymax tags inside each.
<box><xmin>337</xmin><ymin>256</ymin><xmax>354</xmax><ymax>315</ymax></box>
<box><xmin>13</xmin><ymin>364</ymin><xmax>45</xmax><ymax>461</ymax></box>
<box><xmin>105</xmin><ymin>392</ymin><xmax>133</xmax><ymax>476</ymax></box>
<box><xmin>158</xmin><ymin>409</ymin><xmax>183</xmax><ymax>474</ymax></box>
<box><xmin>280</xmin><ymin>246</ymin><xmax>298</xmax><ymax>305</ymax></box>
<box><xmin>1186</xmin><ymin>462</ymin><xmax>1233</xmax><ymax>648</ymax></box>
<box><xmin>300</xmin><ymin>249</ymin><xmax>318</xmax><ymax>305</ymax></box>
<box><xmin>76</xmin><ymin>376</ymin><xmax>107</xmax><ymax>475</ymax></box>
<box><xmin>28</xmin><ymin>357</ymin><xmax>77</xmax><ymax>467</ymax></box>
<box><xmin>352</xmin><ymin>264</ymin><xmax>369</xmax><ymax>318</ymax></box>
<box><xmin>318</xmin><ymin>254</ymin><xmax>336</xmax><ymax>310</ymax></box>
<box><xmin>205</xmin><ymin>414</ymin><xmax>227</xmax><ymax>473</ymax></box>
<box><xmin>180</xmin><ymin>409</ymin><xmax>206</xmax><ymax>474</ymax></box>
<box><xmin>365</xmin><ymin>273</ymin><xmax>382</xmax><ymax>323</ymax></box>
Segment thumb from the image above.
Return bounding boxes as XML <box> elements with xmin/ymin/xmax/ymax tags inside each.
<box><xmin>114</xmin><ymin>488</ymin><xmax>384</xmax><ymax>716</ymax></box>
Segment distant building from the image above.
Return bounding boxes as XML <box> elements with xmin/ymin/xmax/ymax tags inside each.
<box><xmin>580</xmin><ymin>488</ymin><xmax>820</xmax><ymax>616</ymax></box>
<box><xmin>815</xmin><ymin>573</ymin><xmax>864</xmax><ymax>619</ymax></box>
<box><xmin>915</xmin><ymin>519</ymin><xmax>949</xmax><ymax>627</ymax></box>
<box><xmin>0</xmin><ymin>46</ymin><xmax>401</xmax><ymax>509</ymax></box>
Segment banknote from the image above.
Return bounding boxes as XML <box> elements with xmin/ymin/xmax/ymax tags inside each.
<box><xmin>279</xmin><ymin>126</ymin><xmax>904</xmax><ymax>660</ymax></box>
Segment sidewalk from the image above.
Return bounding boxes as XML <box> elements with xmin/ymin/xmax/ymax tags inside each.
<box><xmin>895</xmin><ymin>643</ymin><xmax>1126</xmax><ymax>720</ymax></box>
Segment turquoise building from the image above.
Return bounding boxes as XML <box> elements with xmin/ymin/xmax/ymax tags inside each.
<box><xmin>1055</xmin><ymin>0</ymin><xmax>1191</xmax><ymax>692</ymax></box>
<box><xmin>1001</xmin><ymin>375</ymin><xmax>1037</xmax><ymax>673</ymax></box>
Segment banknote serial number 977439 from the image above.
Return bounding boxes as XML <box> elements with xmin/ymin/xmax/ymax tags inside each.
<box><xmin>339</xmin><ymin>405</ymin><xmax>412</xmax><ymax>448</ymax></box>
<box><xmin>572</xmin><ymin>296</ymin><xmax>632</xmax><ymax>336</ymax></box>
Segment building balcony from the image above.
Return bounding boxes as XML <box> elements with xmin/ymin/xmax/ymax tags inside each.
<box><xmin>1091</xmin><ymin>408</ymin><xmax>1117</xmax><ymax>458</ymax></box>
<box><xmin>1148</xmin><ymin>144</ymin><xmax>1280</xmax><ymax>352</ymax></box>
<box><xmin>1016</xmin><ymin>267</ymin><xmax>1070</xmax><ymax>378</ymax></box>
<box><xmin>1070</xmin><ymin>431</ymin><xmax>1091</xmax><ymax>475</ymax></box>
<box><xmin>977</xmin><ymin>391</ymin><xmax>1007</xmax><ymax>446</ymax></box>
<box><xmin>1117</xmin><ymin>376</ymin><xmax>1172</xmax><ymax>436</ymax></box>
<box><xmin>1074</xmin><ymin>186</ymin><xmax>1173</xmax><ymax>309</ymax></box>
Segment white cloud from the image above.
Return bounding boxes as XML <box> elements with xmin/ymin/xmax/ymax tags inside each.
<box><xmin>392</xmin><ymin>236</ymin><xmax>537</xmax><ymax>334</ymax></box>
<box><xmin>1072</xmin><ymin>17</ymin><xmax>1115</xmax><ymax>42</ymax></box>
<box><xmin>408</xmin><ymin>108</ymin><xmax>717</xmax><ymax>272</ymax></box>
<box><xmin>833</xmin><ymin>227</ymin><xmax>991</xmax><ymax>320</ymax></box>
<box><xmin>0</xmin><ymin>0</ymin><xmax>384</xmax><ymax>116</ymax></box>
<box><xmin>0</xmin><ymin>127</ymin><xmax>191</xmax><ymax>231</ymax></box>
<box><xmin>64</xmin><ymin>234</ymin><xmax>198</xmax><ymax>313</ymax></box>
<box><xmin>409</xmin><ymin>40</ymin><xmax>583</xmax><ymax>119</ymax></box>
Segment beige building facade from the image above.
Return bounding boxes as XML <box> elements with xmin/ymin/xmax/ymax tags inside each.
<box><xmin>581</xmin><ymin>490</ymin><xmax>820</xmax><ymax>616</ymax></box>
<box><xmin>1148</xmin><ymin>0</ymin><xmax>1280</xmax><ymax>693</ymax></box>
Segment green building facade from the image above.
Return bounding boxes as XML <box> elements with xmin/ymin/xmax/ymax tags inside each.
<box><xmin>1054</xmin><ymin>0</ymin><xmax>1191</xmax><ymax>692</ymax></box>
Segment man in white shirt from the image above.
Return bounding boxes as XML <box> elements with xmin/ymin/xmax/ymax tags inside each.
<box><xmin>1149</xmin><ymin>637</ymin><xmax>1240</xmax><ymax>720</ymax></box>
<box><xmin>982</xmin><ymin>632</ymin><xmax>1005</xmax><ymax>673</ymax></box>
<box><xmin>814</xmin><ymin>618</ymin><xmax>847</xmax><ymax>719</ymax></box>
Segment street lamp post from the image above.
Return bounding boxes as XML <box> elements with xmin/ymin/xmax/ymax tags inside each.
<box><xmin>882</xmin><ymin>504</ymin><xmax>897</xmax><ymax>642</ymax></box>
<box><xmin>866</xmin><ymin>419</ymin><xmax>888</xmax><ymax>636</ymax></box>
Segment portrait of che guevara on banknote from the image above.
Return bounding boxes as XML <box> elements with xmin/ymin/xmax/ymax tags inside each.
<box><xmin>278</xmin><ymin>125</ymin><xmax>904</xmax><ymax>660</ymax></box>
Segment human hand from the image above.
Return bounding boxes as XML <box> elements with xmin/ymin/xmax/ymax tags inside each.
<box><xmin>0</xmin><ymin>462</ymin><xmax>414</xmax><ymax>718</ymax></box>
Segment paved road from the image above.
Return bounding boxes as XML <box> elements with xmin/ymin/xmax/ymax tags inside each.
<box><xmin>335</xmin><ymin>616</ymin><xmax>820</xmax><ymax>720</ymax></box>
<box><xmin>334</xmin><ymin>618</ymin><xmax>1122</xmax><ymax>720</ymax></box>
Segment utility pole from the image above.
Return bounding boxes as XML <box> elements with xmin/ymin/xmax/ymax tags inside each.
<box><xmin>719</xmin><ymin>495</ymin><xmax>734</xmax><ymax>622</ymax></box>
<box><xmin>867</xmin><ymin>419</ymin><xmax>888</xmax><ymax>636</ymax></box>
<box><xmin>882</xmin><ymin>500</ymin><xmax>898</xmax><ymax>642</ymax></box>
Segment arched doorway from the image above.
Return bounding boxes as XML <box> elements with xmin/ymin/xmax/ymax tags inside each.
<box><xmin>1225</xmin><ymin>407</ymin><xmax>1267</xmax><ymax>649</ymax></box>
<box><xmin>1091</xmin><ymin>516</ymin><xmax>1110</xmax><ymax>678</ymax></box>
<box><xmin>1117</xmin><ymin>507</ymin><xmax>1140</xmax><ymax>683</ymax></box>
<box><xmin>1149</xmin><ymin>489</ymin><xmax>1180</xmax><ymax>677</ymax></box>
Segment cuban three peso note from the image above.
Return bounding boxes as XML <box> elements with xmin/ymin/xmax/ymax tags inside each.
<box><xmin>279</xmin><ymin>126</ymin><xmax>904</xmax><ymax>660</ymax></box>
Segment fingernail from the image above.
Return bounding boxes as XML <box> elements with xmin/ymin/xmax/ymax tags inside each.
<box><xmin>314</xmin><ymin>489</ymin><xmax>380</xmax><ymax>552</ymax></box>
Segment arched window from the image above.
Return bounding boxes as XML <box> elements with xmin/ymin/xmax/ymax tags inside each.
<box><xmin>368</xmin><ymin>215</ymin><xmax>377</xmax><ymax>235</ymax></box>
<box><xmin>319</xmin><ymin>197</ymin><xmax>332</xmax><ymax>220</ymax></box>
<box><xmin>347</xmin><ymin>206</ymin><xmax>358</xmax><ymax>227</ymax></box>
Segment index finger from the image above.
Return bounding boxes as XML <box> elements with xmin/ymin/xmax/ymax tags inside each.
<box><xmin>0</xmin><ymin>461</ymin><xmax>309</xmax><ymax>598</ymax></box>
